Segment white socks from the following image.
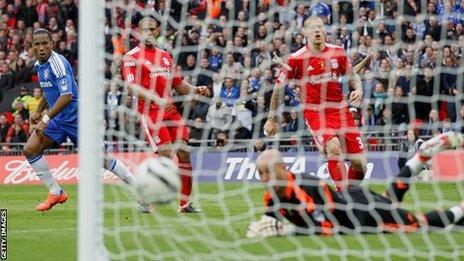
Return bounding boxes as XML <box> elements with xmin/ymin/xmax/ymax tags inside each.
<box><xmin>405</xmin><ymin>154</ymin><xmax>423</xmax><ymax>174</ymax></box>
<box><xmin>28</xmin><ymin>154</ymin><xmax>62</xmax><ymax>195</ymax></box>
<box><xmin>450</xmin><ymin>206</ymin><xmax>464</xmax><ymax>223</ymax></box>
<box><xmin>106</xmin><ymin>158</ymin><xmax>135</xmax><ymax>185</ymax></box>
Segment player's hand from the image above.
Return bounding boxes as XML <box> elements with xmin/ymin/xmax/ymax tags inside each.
<box><xmin>31</xmin><ymin>112</ymin><xmax>42</xmax><ymax>125</ymax></box>
<box><xmin>349</xmin><ymin>89</ymin><xmax>363</xmax><ymax>106</ymax></box>
<box><xmin>196</xmin><ymin>86</ymin><xmax>211</xmax><ymax>97</ymax></box>
<box><xmin>159</xmin><ymin>98</ymin><xmax>176</xmax><ymax>113</ymax></box>
<box><xmin>34</xmin><ymin>120</ymin><xmax>47</xmax><ymax>137</ymax></box>
<box><xmin>263</xmin><ymin>118</ymin><xmax>277</xmax><ymax>137</ymax></box>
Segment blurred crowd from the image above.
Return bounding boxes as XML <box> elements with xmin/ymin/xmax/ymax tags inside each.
<box><xmin>1</xmin><ymin>0</ymin><xmax>464</xmax><ymax>151</ymax></box>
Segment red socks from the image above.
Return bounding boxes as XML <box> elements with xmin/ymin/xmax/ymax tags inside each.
<box><xmin>178</xmin><ymin>162</ymin><xmax>192</xmax><ymax>207</ymax></box>
<box><xmin>328</xmin><ymin>157</ymin><xmax>364</xmax><ymax>190</ymax></box>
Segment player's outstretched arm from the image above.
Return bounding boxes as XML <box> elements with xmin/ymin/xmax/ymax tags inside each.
<box><xmin>173</xmin><ymin>80</ymin><xmax>210</xmax><ymax>97</ymax></box>
<box><xmin>264</xmin><ymin>79</ymin><xmax>286</xmax><ymax>137</ymax></box>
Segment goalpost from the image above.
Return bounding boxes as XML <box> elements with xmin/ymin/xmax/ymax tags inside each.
<box><xmin>78</xmin><ymin>0</ymin><xmax>106</xmax><ymax>260</ymax></box>
<box><xmin>77</xmin><ymin>0</ymin><xmax>464</xmax><ymax>260</ymax></box>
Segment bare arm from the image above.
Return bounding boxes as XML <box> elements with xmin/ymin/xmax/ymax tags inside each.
<box><xmin>46</xmin><ymin>94</ymin><xmax>72</xmax><ymax>119</ymax></box>
<box><xmin>268</xmin><ymin>82</ymin><xmax>286</xmax><ymax>121</ymax></box>
<box><xmin>173</xmin><ymin>80</ymin><xmax>196</xmax><ymax>95</ymax></box>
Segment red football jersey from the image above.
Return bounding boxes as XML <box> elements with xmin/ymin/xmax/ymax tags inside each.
<box><xmin>277</xmin><ymin>43</ymin><xmax>351</xmax><ymax>106</ymax></box>
<box><xmin>122</xmin><ymin>45</ymin><xmax>182</xmax><ymax>113</ymax></box>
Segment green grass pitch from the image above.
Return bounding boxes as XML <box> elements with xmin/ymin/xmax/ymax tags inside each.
<box><xmin>2</xmin><ymin>182</ymin><xmax>464</xmax><ymax>260</ymax></box>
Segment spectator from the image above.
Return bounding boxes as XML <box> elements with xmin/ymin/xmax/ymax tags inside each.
<box><xmin>12</xmin><ymin>85</ymin><xmax>31</xmax><ymax>112</ymax></box>
<box><xmin>220</xmin><ymin>53</ymin><xmax>243</xmax><ymax>79</ymax></box>
<box><xmin>414</xmin><ymin>67</ymin><xmax>435</xmax><ymax>121</ymax></box>
<box><xmin>232</xmin><ymin>100</ymin><xmax>252</xmax><ymax>139</ymax></box>
<box><xmin>372</xmin><ymin>82</ymin><xmax>387</xmax><ymax>117</ymax></box>
<box><xmin>211</xmin><ymin>73</ymin><xmax>223</xmax><ymax>98</ymax></box>
<box><xmin>206</xmin><ymin>99</ymin><xmax>232</xmax><ymax>139</ymax></box>
<box><xmin>220</xmin><ymin>77</ymin><xmax>240</xmax><ymax>106</ymax></box>
<box><xmin>214</xmin><ymin>131</ymin><xmax>228</xmax><ymax>150</ymax></box>
<box><xmin>0</xmin><ymin>114</ymin><xmax>10</xmax><ymax>142</ymax></box>
<box><xmin>422</xmin><ymin>109</ymin><xmax>441</xmax><ymax>136</ymax></box>
<box><xmin>362</xmin><ymin>106</ymin><xmax>376</xmax><ymax>127</ymax></box>
<box><xmin>440</xmin><ymin>56</ymin><xmax>458</xmax><ymax>121</ymax></box>
<box><xmin>25</xmin><ymin>87</ymin><xmax>42</xmax><ymax>116</ymax></box>
<box><xmin>13</xmin><ymin>100</ymin><xmax>29</xmax><ymax>122</ymax></box>
<box><xmin>13</xmin><ymin>57</ymin><xmax>33</xmax><ymax>84</ymax></box>
<box><xmin>208</xmin><ymin>47</ymin><xmax>222</xmax><ymax>72</ymax></box>
<box><xmin>391</xmin><ymin>87</ymin><xmax>409</xmax><ymax>124</ymax></box>
<box><xmin>189</xmin><ymin>117</ymin><xmax>205</xmax><ymax>142</ymax></box>
<box><xmin>5</xmin><ymin>114</ymin><xmax>28</xmax><ymax>144</ymax></box>
<box><xmin>284</xmin><ymin>109</ymin><xmax>301</xmax><ymax>133</ymax></box>
<box><xmin>196</xmin><ymin>58</ymin><xmax>213</xmax><ymax>87</ymax></box>
<box><xmin>0</xmin><ymin>63</ymin><xmax>14</xmax><ymax>91</ymax></box>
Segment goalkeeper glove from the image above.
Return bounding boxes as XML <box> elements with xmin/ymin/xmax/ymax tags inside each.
<box><xmin>246</xmin><ymin>215</ymin><xmax>296</xmax><ymax>238</ymax></box>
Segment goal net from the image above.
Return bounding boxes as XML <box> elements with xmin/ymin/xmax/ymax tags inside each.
<box><xmin>84</xmin><ymin>0</ymin><xmax>464</xmax><ymax>259</ymax></box>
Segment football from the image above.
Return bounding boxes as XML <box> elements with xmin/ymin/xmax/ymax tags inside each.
<box><xmin>132</xmin><ymin>157</ymin><xmax>181</xmax><ymax>204</ymax></box>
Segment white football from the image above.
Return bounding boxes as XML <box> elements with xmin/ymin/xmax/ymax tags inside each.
<box><xmin>132</xmin><ymin>157</ymin><xmax>180</xmax><ymax>204</ymax></box>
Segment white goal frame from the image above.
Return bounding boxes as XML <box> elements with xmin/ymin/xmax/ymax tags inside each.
<box><xmin>77</xmin><ymin>0</ymin><xmax>107</xmax><ymax>260</ymax></box>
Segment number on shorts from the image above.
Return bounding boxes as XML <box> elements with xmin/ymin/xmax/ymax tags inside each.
<box><xmin>356</xmin><ymin>137</ymin><xmax>364</xmax><ymax>149</ymax></box>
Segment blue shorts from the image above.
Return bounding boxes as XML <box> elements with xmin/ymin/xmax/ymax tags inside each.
<box><xmin>44</xmin><ymin>119</ymin><xmax>78</xmax><ymax>146</ymax></box>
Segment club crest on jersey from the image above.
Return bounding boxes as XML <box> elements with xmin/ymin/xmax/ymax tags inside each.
<box><xmin>43</xmin><ymin>69</ymin><xmax>49</xmax><ymax>80</ymax></box>
<box><xmin>330</xmin><ymin>58</ymin><xmax>339</xmax><ymax>69</ymax></box>
<box><xmin>162</xmin><ymin>57</ymin><xmax>170</xmax><ymax>66</ymax></box>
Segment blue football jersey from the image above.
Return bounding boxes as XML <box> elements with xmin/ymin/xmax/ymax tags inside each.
<box><xmin>34</xmin><ymin>51</ymin><xmax>78</xmax><ymax>123</ymax></box>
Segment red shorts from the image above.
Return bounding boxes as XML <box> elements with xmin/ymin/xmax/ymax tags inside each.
<box><xmin>141</xmin><ymin>110</ymin><xmax>189</xmax><ymax>151</ymax></box>
<box><xmin>304</xmin><ymin>107</ymin><xmax>364</xmax><ymax>154</ymax></box>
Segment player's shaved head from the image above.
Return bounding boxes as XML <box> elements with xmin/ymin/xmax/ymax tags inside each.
<box><xmin>138</xmin><ymin>17</ymin><xmax>159</xmax><ymax>29</ymax></box>
<box><xmin>304</xmin><ymin>16</ymin><xmax>324</xmax><ymax>26</ymax></box>
<box><xmin>256</xmin><ymin>149</ymin><xmax>287</xmax><ymax>183</ymax></box>
<box><xmin>138</xmin><ymin>16</ymin><xmax>160</xmax><ymax>48</ymax></box>
<box><xmin>32</xmin><ymin>28</ymin><xmax>53</xmax><ymax>63</ymax></box>
<box><xmin>32</xmin><ymin>28</ymin><xmax>52</xmax><ymax>41</ymax></box>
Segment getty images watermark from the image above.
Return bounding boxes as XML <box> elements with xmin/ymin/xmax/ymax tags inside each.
<box><xmin>0</xmin><ymin>209</ymin><xmax>6</xmax><ymax>260</ymax></box>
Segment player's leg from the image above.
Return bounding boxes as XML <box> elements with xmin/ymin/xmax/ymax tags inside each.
<box><xmin>418</xmin><ymin>202</ymin><xmax>464</xmax><ymax>230</ymax></box>
<box><xmin>324</xmin><ymin>136</ymin><xmax>348</xmax><ymax>189</ymax></box>
<box><xmin>167</xmin><ymin>113</ymin><xmax>201</xmax><ymax>213</ymax></box>
<box><xmin>23</xmin><ymin>121</ymin><xmax>68</xmax><ymax>211</ymax></box>
<box><xmin>343</xmin><ymin>131</ymin><xmax>366</xmax><ymax>183</ymax></box>
<box><xmin>63</xmin><ymin>119</ymin><xmax>137</xmax><ymax>186</ymax></box>
<box><xmin>386</xmin><ymin>132</ymin><xmax>464</xmax><ymax>202</ymax></box>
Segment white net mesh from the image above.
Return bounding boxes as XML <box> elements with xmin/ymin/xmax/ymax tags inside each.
<box><xmin>100</xmin><ymin>0</ymin><xmax>464</xmax><ymax>259</ymax></box>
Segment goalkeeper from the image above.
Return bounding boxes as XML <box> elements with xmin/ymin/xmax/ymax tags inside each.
<box><xmin>248</xmin><ymin>132</ymin><xmax>464</xmax><ymax>237</ymax></box>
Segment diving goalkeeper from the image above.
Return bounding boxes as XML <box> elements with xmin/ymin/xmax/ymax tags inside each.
<box><xmin>247</xmin><ymin>132</ymin><xmax>464</xmax><ymax>237</ymax></box>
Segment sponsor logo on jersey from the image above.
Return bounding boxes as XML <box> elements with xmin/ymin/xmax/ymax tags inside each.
<box><xmin>308</xmin><ymin>72</ymin><xmax>339</xmax><ymax>84</ymax></box>
<box><xmin>149</xmin><ymin>67</ymin><xmax>171</xmax><ymax>78</ymax></box>
<box><xmin>39</xmin><ymin>81</ymin><xmax>53</xmax><ymax>88</ymax></box>
<box><xmin>124</xmin><ymin>61</ymin><xmax>136</xmax><ymax>67</ymax></box>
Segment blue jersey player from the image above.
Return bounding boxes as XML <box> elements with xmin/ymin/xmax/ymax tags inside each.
<box><xmin>23</xmin><ymin>29</ymin><xmax>138</xmax><ymax>212</ymax></box>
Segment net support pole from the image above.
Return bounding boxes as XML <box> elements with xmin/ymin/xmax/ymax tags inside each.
<box><xmin>78</xmin><ymin>0</ymin><xmax>106</xmax><ymax>260</ymax></box>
